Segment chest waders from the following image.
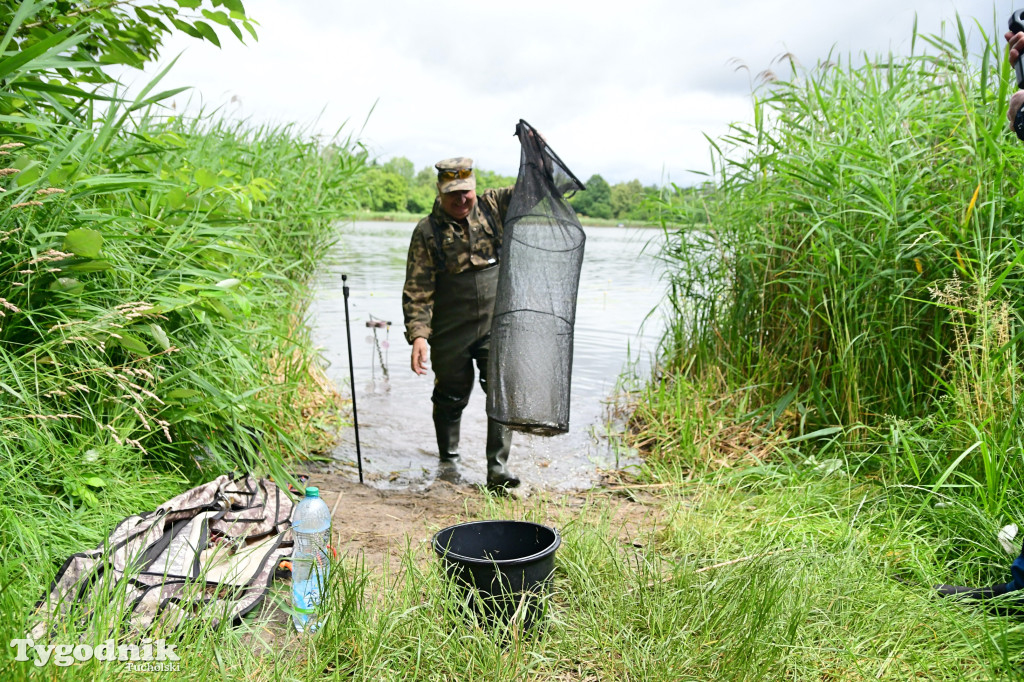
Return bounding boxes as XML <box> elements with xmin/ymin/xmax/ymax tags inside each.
<box><xmin>428</xmin><ymin>236</ymin><xmax>517</xmax><ymax>490</ymax></box>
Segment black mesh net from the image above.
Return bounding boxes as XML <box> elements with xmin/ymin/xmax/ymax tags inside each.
<box><xmin>486</xmin><ymin>120</ymin><xmax>586</xmax><ymax>436</ymax></box>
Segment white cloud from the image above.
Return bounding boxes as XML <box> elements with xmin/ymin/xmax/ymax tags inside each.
<box><xmin>122</xmin><ymin>0</ymin><xmax>1014</xmax><ymax>186</ymax></box>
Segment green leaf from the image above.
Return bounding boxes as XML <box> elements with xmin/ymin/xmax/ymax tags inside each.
<box><xmin>247</xmin><ymin>180</ymin><xmax>267</xmax><ymax>201</ymax></box>
<box><xmin>1</xmin><ymin>382</ymin><xmax>23</xmax><ymax>401</ymax></box>
<box><xmin>195</xmin><ymin>168</ymin><xmax>219</xmax><ymax>188</ymax></box>
<box><xmin>0</xmin><ymin>0</ymin><xmax>47</xmax><ymax>55</ymax></box>
<box><xmin>114</xmin><ymin>333</ymin><xmax>149</xmax><ymax>355</ymax></box>
<box><xmin>18</xmin><ymin>81</ymin><xmax>115</xmax><ymax>102</ymax></box>
<box><xmin>784</xmin><ymin>426</ymin><xmax>844</xmax><ymax>444</ymax></box>
<box><xmin>164</xmin><ymin>187</ymin><xmax>187</xmax><ymax>209</ymax></box>
<box><xmin>98</xmin><ymin>39</ymin><xmax>144</xmax><ymax>67</ymax></box>
<box><xmin>170</xmin><ymin>17</ymin><xmax>203</xmax><ymax>39</ymax></box>
<box><xmin>216</xmin><ymin>278</ymin><xmax>241</xmax><ymax>289</ymax></box>
<box><xmin>167</xmin><ymin>388</ymin><xmax>202</xmax><ymax>400</ymax></box>
<box><xmin>73</xmin><ymin>174</ymin><xmax>159</xmax><ymax>192</ymax></box>
<box><xmin>149</xmin><ymin>324</ymin><xmax>170</xmax><ymax>351</ymax></box>
<box><xmin>232</xmin><ymin>291</ymin><xmax>252</xmax><ymax>318</ymax></box>
<box><xmin>192</xmin><ymin>21</ymin><xmax>222</xmax><ymax>47</ymax></box>
<box><xmin>14</xmin><ymin>162</ymin><xmax>41</xmax><ymax>186</ymax></box>
<box><xmin>202</xmin><ymin>9</ymin><xmax>232</xmax><ymax>26</ymax></box>
<box><xmin>223</xmin><ymin>0</ymin><xmax>246</xmax><ymax>13</ymax></box>
<box><xmin>63</xmin><ymin>228</ymin><xmax>103</xmax><ymax>258</ymax></box>
<box><xmin>76</xmin><ymin>486</ymin><xmax>99</xmax><ymax>507</ymax></box>
<box><xmin>158</xmin><ymin>132</ymin><xmax>187</xmax><ymax>148</ymax></box>
<box><xmin>126</xmin><ymin>86</ymin><xmax>191</xmax><ymax>114</ymax></box>
<box><xmin>48</xmin><ymin>164</ymin><xmax>78</xmax><ymax>186</ymax></box>
<box><xmin>204</xmin><ymin>299</ymin><xmax>235</xmax><ymax>321</ymax></box>
<box><xmin>176</xmin><ymin>0</ymin><xmax>202</xmax><ymax>8</ymax></box>
<box><xmin>83</xmin><ymin>476</ymin><xmax>106</xmax><ymax>488</ymax></box>
<box><xmin>67</xmin><ymin>260</ymin><xmax>112</xmax><ymax>273</ymax></box>
<box><xmin>49</xmin><ymin>278</ymin><xmax>84</xmax><ymax>294</ymax></box>
<box><xmin>0</xmin><ymin>27</ymin><xmax>82</xmax><ymax>81</ymax></box>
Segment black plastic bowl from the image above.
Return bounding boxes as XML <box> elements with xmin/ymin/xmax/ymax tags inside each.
<box><xmin>432</xmin><ymin>520</ymin><xmax>561</xmax><ymax>627</ymax></box>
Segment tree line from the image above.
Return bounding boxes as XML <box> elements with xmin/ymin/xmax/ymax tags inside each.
<box><xmin>358</xmin><ymin>156</ymin><xmax>699</xmax><ymax>223</ymax></box>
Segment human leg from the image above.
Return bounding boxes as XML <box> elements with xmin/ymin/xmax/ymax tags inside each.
<box><xmin>475</xmin><ymin>342</ymin><xmax>519</xmax><ymax>489</ymax></box>
<box><xmin>430</xmin><ymin>337</ymin><xmax>475</xmax><ymax>462</ymax></box>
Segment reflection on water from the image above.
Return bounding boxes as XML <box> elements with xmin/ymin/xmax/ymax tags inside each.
<box><xmin>308</xmin><ymin>221</ymin><xmax>667</xmax><ymax>492</ymax></box>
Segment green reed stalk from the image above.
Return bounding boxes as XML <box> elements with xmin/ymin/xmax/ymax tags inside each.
<box><xmin>650</xmin><ymin>16</ymin><xmax>1024</xmax><ymax>510</ymax></box>
<box><xmin>0</xmin><ymin>1</ymin><xmax>368</xmax><ymax>659</ymax></box>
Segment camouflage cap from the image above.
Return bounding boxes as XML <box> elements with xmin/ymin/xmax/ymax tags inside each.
<box><xmin>435</xmin><ymin>157</ymin><xmax>476</xmax><ymax>194</ymax></box>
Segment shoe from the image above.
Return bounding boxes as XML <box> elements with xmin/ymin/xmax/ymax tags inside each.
<box><xmin>485</xmin><ymin>418</ymin><xmax>518</xmax><ymax>491</ymax></box>
<box><xmin>437</xmin><ymin>460</ymin><xmax>462</xmax><ymax>485</ymax></box>
<box><xmin>934</xmin><ymin>582</ymin><xmax>1024</xmax><ymax>615</ymax></box>
<box><xmin>486</xmin><ymin>471</ymin><xmax>521</xmax><ymax>491</ymax></box>
<box><xmin>433</xmin><ymin>410</ymin><xmax>461</xmax><ymax>462</ymax></box>
<box><xmin>935</xmin><ymin>584</ymin><xmax>1007</xmax><ymax>599</ymax></box>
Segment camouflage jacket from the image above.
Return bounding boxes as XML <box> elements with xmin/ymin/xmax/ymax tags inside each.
<box><xmin>402</xmin><ymin>187</ymin><xmax>514</xmax><ymax>343</ymax></box>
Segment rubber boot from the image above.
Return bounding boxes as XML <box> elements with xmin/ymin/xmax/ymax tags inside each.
<box><xmin>433</xmin><ymin>409</ymin><xmax>461</xmax><ymax>463</ymax></box>
<box><xmin>485</xmin><ymin>419</ymin><xmax>519</xmax><ymax>491</ymax></box>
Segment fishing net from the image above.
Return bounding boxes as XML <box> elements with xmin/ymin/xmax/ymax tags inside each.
<box><xmin>486</xmin><ymin>119</ymin><xmax>586</xmax><ymax>436</ymax></box>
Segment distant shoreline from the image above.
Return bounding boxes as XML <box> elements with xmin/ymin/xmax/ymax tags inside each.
<box><xmin>347</xmin><ymin>210</ymin><xmax>661</xmax><ymax>229</ymax></box>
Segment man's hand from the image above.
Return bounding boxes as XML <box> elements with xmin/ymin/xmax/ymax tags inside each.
<box><xmin>1010</xmin><ymin>91</ymin><xmax>1024</xmax><ymax>124</ymax></box>
<box><xmin>411</xmin><ymin>337</ymin><xmax>429</xmax><ymax>375</ymax></box>
<box><xmin>1007</xmin><ymin>30</ymin><xmax>1024</xmax><ymax>68</ymax></box>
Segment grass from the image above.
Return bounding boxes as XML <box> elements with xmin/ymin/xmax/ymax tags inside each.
<box><xmin>0</xmin><ymin>101</ymin><xmax>368</xmax><ymax>582</ymax></box>
<box><xmin>9</xmin><ymin>473</ymin><xmax>1024</xmax><ymax>680</ymax></box>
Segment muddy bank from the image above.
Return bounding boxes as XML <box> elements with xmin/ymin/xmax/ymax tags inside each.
<box><xmin>247</xmin><ymin>473</ymin><xmax>665</xmax><ymax>646</ymax></box>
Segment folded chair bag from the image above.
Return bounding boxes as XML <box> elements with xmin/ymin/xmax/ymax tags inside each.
<box><xmin>32</xmin><ymin>473</ymin><xmax>294</xmax><ymax>638</ymax></box>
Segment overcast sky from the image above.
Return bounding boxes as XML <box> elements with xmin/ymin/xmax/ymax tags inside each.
<box><xmin>128</xmin><ymin>0</ymin><xmax>1013</xmax><ymax>186</ymax></box>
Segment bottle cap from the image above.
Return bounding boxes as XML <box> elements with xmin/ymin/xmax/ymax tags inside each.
<box><xmin>304</xmin><ymin>486</ymin><xmax>319</xmax><ymax>498</ymax></box>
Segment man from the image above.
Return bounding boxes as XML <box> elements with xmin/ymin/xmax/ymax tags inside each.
<box><xmin>402</xmin><ymin>157</ymin><xmax>520</xmax><ymax>490</ymax></box>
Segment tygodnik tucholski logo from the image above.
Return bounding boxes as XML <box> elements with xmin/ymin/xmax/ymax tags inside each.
<box><xmin>10</xmin><ymin>637</ymin><xmax>181</xmax><ymax>671</ymax></box>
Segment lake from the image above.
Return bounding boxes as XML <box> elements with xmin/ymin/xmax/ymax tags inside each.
<box><xmin>309</xmin><ymin>221</ymin><xmax>667</xmax><ymax>492</ymax></box>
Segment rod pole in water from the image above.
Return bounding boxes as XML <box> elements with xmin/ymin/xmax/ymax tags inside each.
<box><xmin>342</xmin><ymin>274</ymin><xmax>363</xmax><ymax>484</ymax></box>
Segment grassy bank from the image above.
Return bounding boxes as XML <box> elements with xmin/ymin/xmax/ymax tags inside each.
<box><xmin>0</xmin><ymin>3</ymin><xmax>368</xmax><ymax>677</ymax></box>
<box><xmin>351</xmin><ymin>209</ymin><xmax>661</xmax><ymax>229</ymax></box>
<box><xmin>651</xmin><ymin>17</ymin><xmax>1024</xmax><ymax>514</ymax></box>
<box><xmin>350</xmin><ymin>209</ymin><xmax>424</xmax><ymax>222</ymax></box>
<box><xmin>618</xmin><ymin>14</ymin><xmax>1024</xmax><ymax>677</ymax></box>
<box><xmin>8</xmin><ymin>470</ymin><xmax>1018</xmax><ymax>680</ymax></box>
<box><xmin>9</xmin><ymin>468</ymin><xmax>1019</xmax><ymax>681</ymax></box>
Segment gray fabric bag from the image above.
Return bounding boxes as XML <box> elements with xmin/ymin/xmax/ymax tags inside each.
<box><xmin>32</xmin><ymin>473</ymin><xmax>294</xmax><ymax>638</ymax></box>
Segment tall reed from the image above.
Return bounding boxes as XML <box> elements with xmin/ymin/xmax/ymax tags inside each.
<box><xmin>0</xmin><ymin>1</ymin><xmax>368</xmax><ymax>644</ymax></box>
<box><xmin>650</xmin><ymin>17</ymin><xmax>1024</xmax><ymax>505</ymax></box>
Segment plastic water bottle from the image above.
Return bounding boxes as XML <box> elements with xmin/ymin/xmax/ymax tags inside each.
<box><xmin>291</xmin><ymin>486</ymin><xmax>331</xmax><ymax>633</ymax></box>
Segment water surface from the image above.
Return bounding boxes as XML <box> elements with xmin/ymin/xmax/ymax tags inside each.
<box><xmin>309</xmin><ymin>221</ymin><xmax>667</xmax><ymax>492</ymax></box>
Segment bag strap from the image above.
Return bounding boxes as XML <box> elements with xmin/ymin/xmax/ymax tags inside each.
<box><xmin>424</xmin><ymin>198</ymin><xmax>500</xmax><ymax>274</ymax></box>
<box><xmin>424</xmin><ymin>214</ymin><xmax>447</xmax><ymax>272</ymax></box>
<box><xmin>478</xmin><ymin>199</ymin><xmax>500</xmax><ymax>248</ymax></box>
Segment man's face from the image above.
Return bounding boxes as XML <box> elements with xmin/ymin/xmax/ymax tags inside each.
<box><xmin>439</xmin><ymin>189</ymin><xmax>476</xmax><ymax>221</ymax></box>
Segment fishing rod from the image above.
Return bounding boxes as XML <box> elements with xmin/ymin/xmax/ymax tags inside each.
<box><xmin>342</xmin><ymin>274</ymin><xmax>363</xmax><ymax>484</ymax></box>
